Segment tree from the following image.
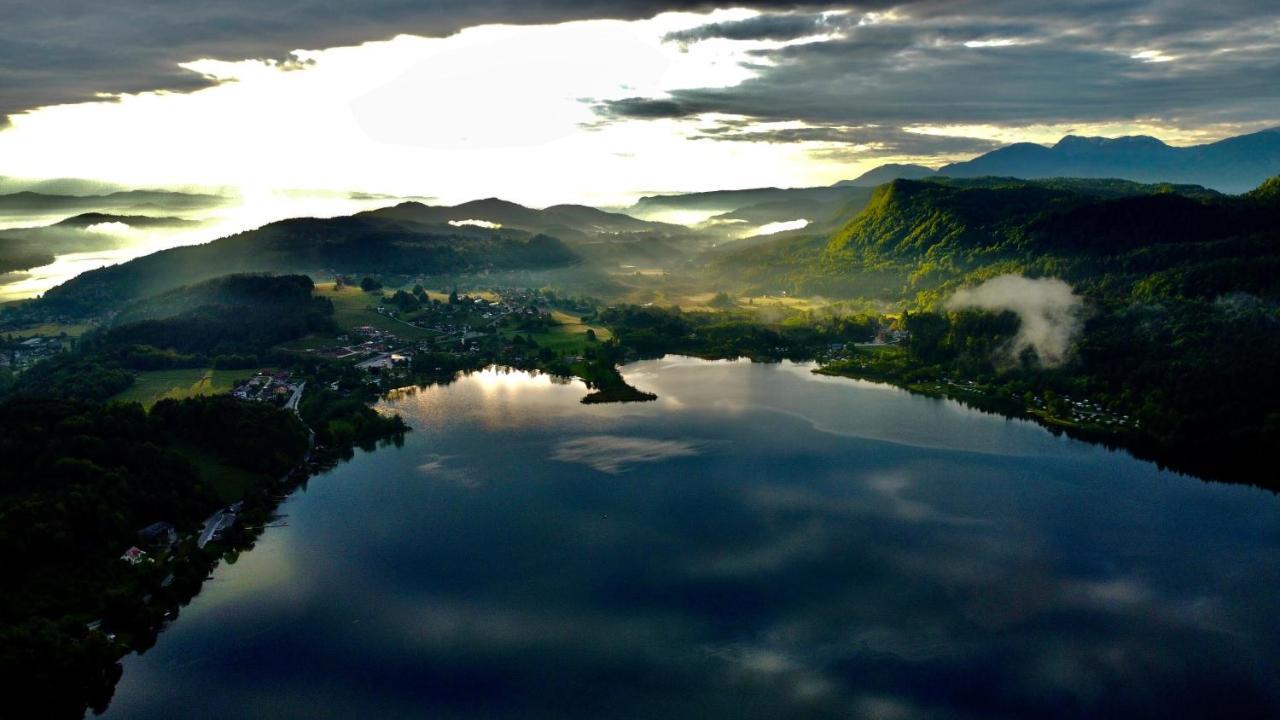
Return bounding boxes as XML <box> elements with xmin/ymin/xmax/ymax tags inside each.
<box><xmin>708</xmin><ymin>291</ymin><xmax>736</xmax><ymax>309</ymax></box>
<box><xmin>390</xmin><ymin>290</ymin><xmax>420</xmax><ymax>312</ymax></box>
<box><xmin>360</xmin><ymin>277</ymin><xmax>382</xmax><ymax>292</ymax></box>
<box><xmin>902</xmin><ymin>311</ymin><xmax>950</xmax><ymax>363</ymax></box>
<box><xmin>585</xmin><ymin>329</ymin><xmax>597</xmax><ymax>342</ymax></box>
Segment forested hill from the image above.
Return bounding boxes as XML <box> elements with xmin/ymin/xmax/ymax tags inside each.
<box><xmin>827</xmin><ymin>178</ymin><xmax>1240</xmax><ymax>258</ymax></box>
<box><xmin>6</xmin><ymin>275</ymin><xmax>334</xmax><ymax>403</ymax></box>
<box><xmin>363</xmin><ymin>198</ymin><xmax>682</xmax><ymax>236</ymax></box>
<box><xmin>112</xmin><ymin>273</ymin><xmax>326</xmax><ymax>324</ymax></box>
<box><xmin>360</xmin><ymin>198</ymin><xmax>705</xmax><ymax>268</ymax></box>
<box><xmin>36</xmin><ymin>214</ymin><xmax>578</xmax><ymax>317</ymax></box>
<box><xmin>714</xmin><ymin>176</ymin><xmax>1280</xmax><ymax>302</ymax></box>
<box><xmin>711</xmin><ymin>176</ymin><xmax>1280</xmax><ymax>485</ymax></box>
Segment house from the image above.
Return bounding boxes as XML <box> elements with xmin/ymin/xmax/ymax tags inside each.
<box><xmin>120</xmin><ymin>546</ymin><xmax>147</xmax><ymax>565</ymax></box>
<box><xmin>138</xmin><ymin>521</ymin><xmax>177</xmax><ymax>547</ymax></box>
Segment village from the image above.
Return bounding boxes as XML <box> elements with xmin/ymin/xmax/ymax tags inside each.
<box><xmin>296</xmin><ymin>285</ymin><xmax>582</xmax><ymax>379</ymax></box>
<box><xmin>231</xmin><ymin>369</ymin><xmax>304</xmax><ymax>409</ymax></box>
<box><xmin>0</xmin><ymin>333</ymin><xmax>67</xmax><ymax>373</ymax></box>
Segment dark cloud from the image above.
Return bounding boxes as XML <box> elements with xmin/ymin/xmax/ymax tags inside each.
<box><xmin>0</xmin><ymin>1</ymin><xmax>830</xmax><ymax>121</ymax></box>
<box><xmin>601</xmin><ymin>0</ymin><xmax>1280</xmax><ymax>135</ymax></box>
<box><xmin>597</xmin><ymin>97</ymin><xmax>705</xmax><ymax>119</ymax></box>
<box><xmin>2</xmin><ymin>0</ymin><xmax>1277</xmax><ymax>153</ymax></box>
<box><xmin>663</xmin><ymin>12</ymin><xmax>842</xmax><ymax>43</ymax></box>
<box><xmin>694</xmin><ymin>121</ymin><xmax>1004</xmax><ymax>157</ymax></box>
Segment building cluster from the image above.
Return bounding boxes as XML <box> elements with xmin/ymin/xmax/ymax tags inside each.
<box><xmin>232</xmin><ymin>370</ymin><xmax>301</xmax><ymax>405</ymax></box>
<box><xmin>301</xmin><ymin>290</ymin><xmax>558</xmax><ymax>379</ymax></box>
<box><xmin>120</xmin><ymin>499</ymin><xmax>247</xmax><ymax>566</ymax></box>
<box><xmin>384</xmin><ymin>293</ymin><xmax>545</xmax><ymax>339</ymax></box>
<box><xmin>1</xmin><ymin>335</ymin><xmax>66</xmax><ymax>372</ymax></box>
<box><xmin>119</xmin><ymin>521</ymin><xmax>177</xmax><ymax>565</ymax></box>
<box><xmin>1030</xmin><ymin>393</ymin><xmax>1139</xmax><ymax>429</ymax></box>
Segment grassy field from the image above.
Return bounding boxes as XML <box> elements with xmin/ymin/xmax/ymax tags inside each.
<box><xmin>507</xmin><ymin>309</ymin><xmax>612</xmax><ymax>354</ymax></box>
<box><xmin>5</xmin><ymin>321</ymin><xmax>95</xmax><ymax>338</ymax></box>
<box><xmin>111</xmin><ymin>367</ymin><xmax>256</xmax><ymax>409</ymax></box>
<box><xmin>314</xmin><ymin>282</ymin><xmax>437</xmax><ymax>340</ymax></box>
<box><xmin>855</xmin><ymin>343</ymin><xmax>903</xmax><ymax>355</ymax></box>
<box><xmin>178</xmin><ymin>443</ymin><xmax>264</xmax><ymax>504</ymax></box>
<box><xmin>275</xmin><ymin>332</ymin><xmax>350</xmax><ymax>353</ymax></box>
<box><xmin>419</xmin><ymin>288</ymin><xmax>500</xmax><ymax>303</ymax></box>
<box><xmin>549</xmin><ymin>310</ymin><xmax>612</xmax><ymax>340</ymax></box>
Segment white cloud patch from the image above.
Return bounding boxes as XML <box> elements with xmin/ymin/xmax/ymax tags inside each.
<box><xmin>752</xmin><ymin>218</ymin><xmax>809</xmax><ymax>236</ymax></box>
<box><xmin>946</xmin><ymin>274</ymin><xmax>1084</xmax><ymax>366</ymax></box>
<box><xmin>82</xmin><ymin>221</ymin><xmax>134</xmax><ymax>235</ymax></box>
<box><xmin>550</xmin><ymin>434</ymin><xmax>702</xmax><ymax>474</ymax></box>
<box><xmin>417</xmin><ymin>453</ymin><xmax>479</xmax><ymax>487</ymax></box>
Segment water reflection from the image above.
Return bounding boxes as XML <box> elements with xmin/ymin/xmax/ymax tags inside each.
<box><xmin>103</xmin><ymin>358</ymin><xmax>1280</xmax><ymax>719</ymax></box>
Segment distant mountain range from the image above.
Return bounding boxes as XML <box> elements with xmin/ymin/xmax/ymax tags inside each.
<box><xmin>0</xmin><ymin>189</ymin><xmax>227</xmax><ymax>217</ymax></box>
<box><xmin>627</xmin><ymin>185</ymin><xmax>875</xmax><ymax>238</ymax></box>
<box><xmin>843</xmin><ymin>127</ymin><xmax>1280</xmax><ymax>194</ymax></box>
<box><xmin>0</xmin><ymin>213</ymin><xmax>200</xmax><ymax>275</ymax></box>
<box><xmin>628</xmin><ymin>128</ymin><xmax>1280</xmax><ymax>234</ymax></box>
<box><xmin>364</xmin><ymin>198</ymin><xmax>710</xmax><ymax>266</ymax></box>
<box><xmin>365</xmin><ymin>198</ymin><xmax>676</xmax><ymax>236</ymax></box>
<box><xmin>36</xmin><ymin>195</ymin><xmax>724</xmax><ymax>315</ymax></box>
<box><xmin>834</xmin><ymin>164</ymin><xmax>938</xmax><ymax>187</ymax></box>
<box><xmin>37</xmin><ymin>212</ymin><xmax>579</xmax><ymax>315</ymax></box>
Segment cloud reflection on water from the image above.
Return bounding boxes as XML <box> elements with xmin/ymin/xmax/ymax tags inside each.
<box><xmin>101</xmin><ymin>358</ymin><xmax>1280</xmax><ymax>719</ymax></box>
<box><xmin>551</xmin><ymin>434</ymin><xmax>704</xmax><ymax>474</ymax></box>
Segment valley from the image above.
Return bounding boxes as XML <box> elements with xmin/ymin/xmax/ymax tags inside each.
<box><xmin>2</xmin><ymin>140</ymin><xmax>1279</xmax><ymax>719</ymax></box>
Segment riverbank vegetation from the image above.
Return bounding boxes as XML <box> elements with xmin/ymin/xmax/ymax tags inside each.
<box><xmin>0</xmin><ymin>396</ymin><xmax>309</xmax><ymax>717</ymax></box>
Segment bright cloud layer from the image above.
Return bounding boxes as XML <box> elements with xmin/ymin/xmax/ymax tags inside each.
<box><xmin>1</xmin><ymin>3</ymin><xmax>1277</xmax><ymax>206</ymax></box>
<box><xmin>0</xmin><ymin>11</ymin><xmax>867</xmax><ymax>207</ymax></box>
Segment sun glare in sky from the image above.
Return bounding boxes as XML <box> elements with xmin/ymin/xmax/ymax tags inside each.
<box><xmin>0</xmin><ymin>8</ymin><xmax>1246</xmax><ymax>208</ymax></box>
<box><xmin>0</xmin><ymin>11</ymin><xmax>835</xmax><ymax>207</ymax></box>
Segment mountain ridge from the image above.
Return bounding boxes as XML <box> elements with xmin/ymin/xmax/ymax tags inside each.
<box><xmin>937</xmin><ymin>127</ymin><xmax>1280</xmax><ymax>193</ymax></box>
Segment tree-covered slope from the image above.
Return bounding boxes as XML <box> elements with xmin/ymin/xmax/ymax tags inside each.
<box><xmin>824</xmin><ymin>177</ymin><xmax>1232</xmax><ymax>263</ymax></box>
<box><xmin>36</xmin><ymin>214</ymin><xmax>578</xmax><ymax>316</ymax></box>
<box><xmin>7</xmin><ymin>275</ymin><xmax>335</xmax><ymax>402</ymax></box>
<box><xmin>711</xmin><ymin>176</ymin><xmax>1279</xmax><ymax>302</ymax></box>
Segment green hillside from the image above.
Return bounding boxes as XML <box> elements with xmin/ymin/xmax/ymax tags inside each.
<box><xmin>713</xmin><ymin>176</ymin><xmax>1278</xmax><ymax>304</ymax></box>
<box><xmin>36</xmin><ymin>214</ymin><xmax>578</xmax><ymax>317</ymax></box>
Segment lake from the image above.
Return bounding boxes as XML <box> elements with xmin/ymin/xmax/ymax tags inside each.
<box><xmin>100</xmin><ymin>357</ymin><xmax>1280</xmax><ymax>719</ymax></box>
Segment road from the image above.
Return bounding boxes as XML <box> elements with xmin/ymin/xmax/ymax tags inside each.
<box><xmin>355</xmin><ymin>353</ymin><xmax>391</xmax><ymax>370</ymax></box>
<box><xmin>284</xmin><ymin>381</ymin><xmax>305</xmax><ymax>412</ymax></box>
<box><xmin>197</xmin><ymin>510</ymin><xmax>230</xmax><ymax>548</ymax></box>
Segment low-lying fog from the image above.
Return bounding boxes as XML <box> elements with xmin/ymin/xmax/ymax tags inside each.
<box><xmin>0</xmin><ymin>190</ymin><xmax>422</xmax><ymax>301</ymax></box>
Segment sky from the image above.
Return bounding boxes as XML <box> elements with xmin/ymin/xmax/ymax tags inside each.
<box><xmin>0</xmin><ymin>1</ymin><xmax>1278</xmax><ymax>206</ymax></box>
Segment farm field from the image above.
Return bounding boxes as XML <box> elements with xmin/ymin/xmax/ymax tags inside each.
<box><xmin>6</xmin><ymin>321</ymin><xmax>95</xmax><ymax>338</ymax></box>
<box><xmin>506</xmin><ymin>309</ymin><xmax>611</xmax><ymax>354</ymax></box>
<box><xmin>314</xmin><ymin>282</ymin><xmax>437</xmax><ymax>340</ymax></box>
<box><xmin>110</xmin><ymin>367</ymin><xmax>257</xmax><ymax>409</ymax></box>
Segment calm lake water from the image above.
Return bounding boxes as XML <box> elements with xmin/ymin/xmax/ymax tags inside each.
<box><xmin>101</xmin><ymin>357</ymin><xmax>1280</xmax><ymax>719</ymax></box>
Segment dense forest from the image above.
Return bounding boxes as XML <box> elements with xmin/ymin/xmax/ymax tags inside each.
<box><xmin>6</xmin><ymin>275</ymin><xmax>333</xmax><ymax>401</ymax></box>
<box><xmin>695</xmin><ymin>175</ymin><xmax>1280</xmax><ymax>486</ymax></box>
<box><xmin>711</xmin><ymin>177</ymin><xmax>1278</xmax><ymax>299</ymax></box>
<box><xmin>0</xmin><ymin>396</ymin><xmax>310</xmax><ymax>717</ymax></box>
